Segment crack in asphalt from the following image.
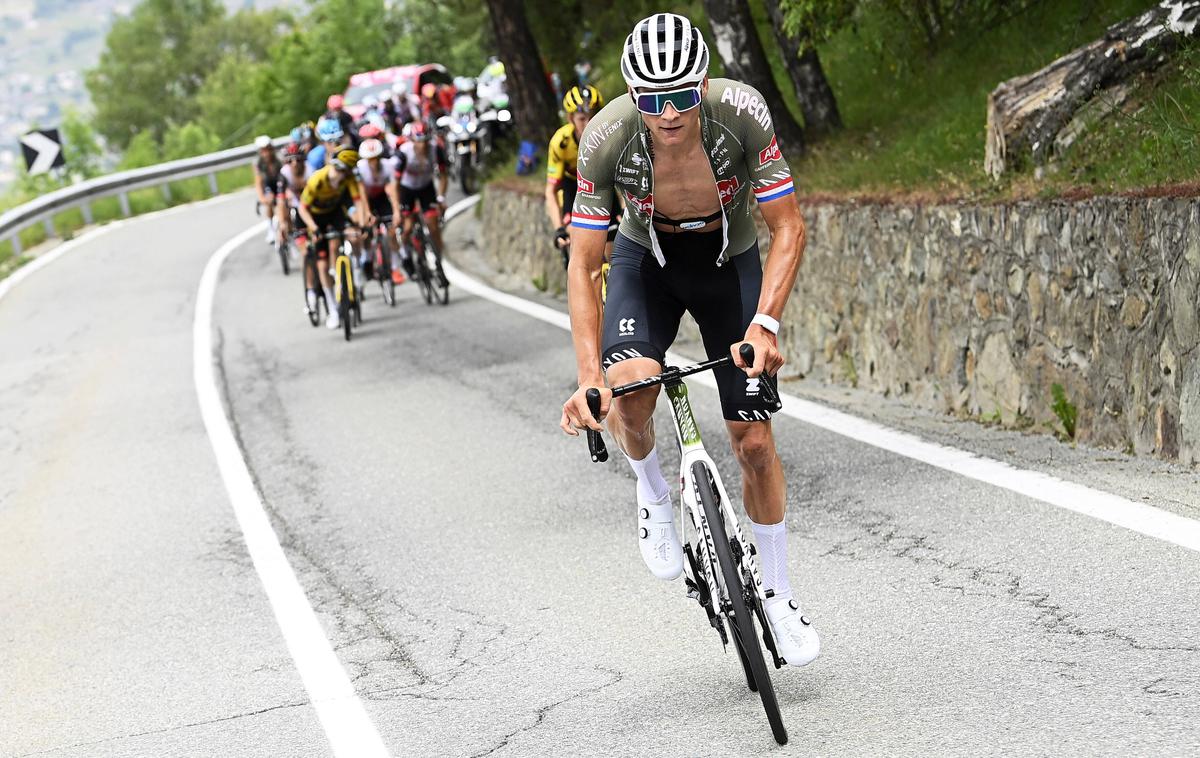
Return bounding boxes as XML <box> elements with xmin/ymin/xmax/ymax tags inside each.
<box><xmin>465</xmin><ymin>666</ymin><xmax>626</xmax><ymax>758</ymax></box>
<box><xmin>820</xmin><ymin>500</ymin><xmax>1200</xmax><ymax>656</ymax></box>
<box><xmin>213</xmin><ymin>332</ymin><xmax>432</xmax><ymax>688</ymax></box>
<box><xmin>9</xmin><ymin>701</ymin><xmax>309</xmax><ymax>757</ymax></box>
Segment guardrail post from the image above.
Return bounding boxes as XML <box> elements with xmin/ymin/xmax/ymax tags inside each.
<box><xmin>81</xmin><ymin>204</ymin><xmax>93</xmax><ymax>225</ymax></box>
<box><xmin>9</xmin><ymin>235</ymin><xmax>22</xmax><ymax>255</ymax></box>
<box><xmin>161</xmin><ymin>183</ymin><xmax>172</xmax><ymax>203</ymax></box>
<box><xmin>207</xmin><ymin>173</ymin><xmax>219</xmax><ymax>196</ymax></box>
<box><xmin>42</xmin><ymin>217</ymin><xmax>55</xmax><ymax>239</ymax></box>
<box><xmin>118</xmin><ymin>192</ymin><xmax>131</xmax><ymax>217</ymax></box>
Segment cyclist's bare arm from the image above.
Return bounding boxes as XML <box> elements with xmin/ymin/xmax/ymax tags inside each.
<box><xmin>733</xmin><ymin>195</ymin><xmax>806</xmax><ymax>378</ymax></box>
<box><xmin>386</xmin><ymin>181</ymin><xmax>401</xmax><ymax>218</ymax></box>
<box><xmin>561</xmin><ymin>225</ymin><xmax>610</xmax><ymax>435</ymax></box>
<box><xmin>544</xmin><ymin>180</ymin><xmax>563</xmax><ymax>227</ymax></box>
<box><xmin>253</xmin><ymin>171</ymin><xmax>269</xmax><ymax>205</ymax></box>
<box><xmin>297</xmin><ymin>203</ymin><xmax>318</xmax><ymax>233</ymax></box>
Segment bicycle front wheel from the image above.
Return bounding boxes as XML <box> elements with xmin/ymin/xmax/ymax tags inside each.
<box><xmin>692</xmin><ymin>460</ymin><xmax>787</xmax><ymax>746</ymax></box>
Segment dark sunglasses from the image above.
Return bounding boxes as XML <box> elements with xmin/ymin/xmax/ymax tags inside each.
<box><xmin>634</xmin><ymin>84</ymin><xmax>702</xmax><ymax>116</ymax></box>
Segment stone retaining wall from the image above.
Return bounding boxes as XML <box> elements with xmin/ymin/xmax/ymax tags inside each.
<box><xmin>477</xmin><ymin>182</ymin><xmax>1200</xmax><ymax>463</ymax></box>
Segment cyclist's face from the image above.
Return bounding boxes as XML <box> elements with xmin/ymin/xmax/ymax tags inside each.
<box><xmin>635</xmin><ymin>78</ymin><xmax>707</xmax><ymax>148</ymax></box>
<box><xmin>569</xmin><ymin>112</ymin><xmax>592</xmax><ymax>137</ymax></box>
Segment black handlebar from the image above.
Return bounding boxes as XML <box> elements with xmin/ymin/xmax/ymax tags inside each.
<box><xmin>581</xmin><ymin>343</ymin><xmax>782</xmax><ymax>464</ymax></box>
<box><xmin>585</xmin><ymin>388</ymin><xmax>608</xmax><ymax>462</ymax></box>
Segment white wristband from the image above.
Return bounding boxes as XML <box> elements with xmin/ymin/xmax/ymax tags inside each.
<box><xmin>751</xmin><ymin>313</ymin><xmax>780</xmax><ymax>335</ymax></box>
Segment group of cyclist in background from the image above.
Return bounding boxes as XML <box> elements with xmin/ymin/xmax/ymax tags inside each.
<box><xmin>251</xmin><ymin>77</ymin><xmax>468</xmax><ymax>330</ymax></box>
<box><xmin>249</xmin><ymin>56</ymin><xmax>612</xmax><ymax>332</ymax></box>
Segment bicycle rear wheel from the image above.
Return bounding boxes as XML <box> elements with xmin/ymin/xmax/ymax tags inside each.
<box><xmin>430</xmin><ymin>242</ymin><xmax>449</xmax><ymax>305</ymax></box>
<box><xmin>692</xmin><ymin>460</ymin><xmax>788</xmax><ymax>746</ymax></box>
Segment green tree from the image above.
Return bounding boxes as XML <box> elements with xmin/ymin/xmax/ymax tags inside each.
<box><xmin>86</xmin><ymin>0</ymin><xmax>226</xmax><ymax>149</ymax></box>
<box><xmin>118</xmin><ymin>131</ymin><xmax>161</xmax><ymax>170</ymax></box>
<box><xmin>162</xmin><ymin>122</ymin><xmax>220</xmax><ymax>160</ymax></box>
<box><xmin>59</xmin><ymin>107</ymin><xmax>105</xmax><ymax>179</ymax></box>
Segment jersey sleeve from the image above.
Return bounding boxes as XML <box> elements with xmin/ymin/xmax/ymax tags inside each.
<box><xmin>393</xmin><ymin>151</ymin><xmax>407</xmax><ymax>177</ymax></box>
<box><xmin>739</xmin><ymin>86</ymin><xmax>796</xmax><ymax>204</ymax></box>
<box><xmin>570</xmin><ymin>118</ymin><xmax>618</xmax><ymax>231</ymax></box>
<box><xmin>305</xmin><ymin>146</ymin><xmax>325</xmax><ymax>174</ymax></box>
<box><xmin>299</xmin><ymin>175</ymin><xmax>318</xmax><ymax>208</ymax></box>
<box><xmin>546</xmin><ymin>131</ymin><xmax>566</xmax><ymax>183</ymax></box>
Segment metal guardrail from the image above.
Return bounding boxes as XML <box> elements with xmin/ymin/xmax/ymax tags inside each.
<box><xmin>0</xmin><ymin>137</ymin><xmax>285</xmax><ymax>255</ymax></box>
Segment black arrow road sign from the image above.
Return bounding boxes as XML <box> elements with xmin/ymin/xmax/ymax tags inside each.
<box><xmin>21</xmin><ymin>129</ymin><xmax>65</xmax><ymax>176</ymax></box>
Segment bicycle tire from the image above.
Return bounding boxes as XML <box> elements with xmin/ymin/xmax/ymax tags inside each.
<box><xmin>413</xmin><ymin>228</ymin><xmax>434</xmax><ymax>305</ymax></box>
<box><xmin>692</xmin><ymin>460</ymin><xmax>788</xmax><ymax>746</ymax></box>
<box><xmin>430</xmin><ymin>241</ymin><xmax>449</xmax><ymax>305</ymax></box>
<box><xmin>338</xmin><ymin>257</ymin><xmax>352</xmax><ymax>342</ymax></box>
<box><xmin>376</xmin><ymin>237</ymin><xmax>396</xmax><ymax>307</ymax></box>
<box><xmin>304</xmin><ymin>251</ymin><xmax>320</xmax><ymax>327</ymax></box>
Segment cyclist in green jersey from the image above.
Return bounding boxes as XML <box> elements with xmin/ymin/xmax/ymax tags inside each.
<box><xmin>559</xmin><ymin>13</ymin><xmax>818</xmax><ymax>668</ymax></box>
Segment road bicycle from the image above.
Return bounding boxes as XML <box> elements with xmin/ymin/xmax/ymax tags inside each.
<box><xmin>583</xmin><ymin>344</ymin><xmax>789</xmax><ymax>745</ymax></box>
<box><xmin>309</xmin><ymin>226</ymin><xmax>360</xmax><ymax>341</ymax></box>
<box><xmin>408</xmin><ymin>210</ymin><xmax>449</xmax><ymax>306</ymax></box>
<box><xmin>298</xmin><ymin>227</ymin><xmax>328</xmax><ymax>328</ymax></box>
<box><xmin>360</xmin><ymin>214</ymin><xmax>397</xmax><ymax>308</ymax></box>
<box><xmin>256</xmin><ymin>200</ymin><xmax>288</xmax><ymax>275</ymax></box>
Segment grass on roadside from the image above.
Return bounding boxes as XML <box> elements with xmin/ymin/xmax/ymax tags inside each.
<box><xmin>783</xmin><ymin>0</ymin><xmax>1189</xmax><ymax>200</ymax></box>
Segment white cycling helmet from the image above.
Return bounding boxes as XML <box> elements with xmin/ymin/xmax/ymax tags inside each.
<box><xmin>359</xmin><ymin>138</ymin><xmax>384</xmax><ymax>159</ymax></box>
<box><xmin>621</xmin><ymin>13</ymin><xmax>709</xmax><ymax>91</ymax></box>
<box><xmin>254</xmin><ymin>134</ymin><xmax>272</xmax><ymax>149</ymax></box>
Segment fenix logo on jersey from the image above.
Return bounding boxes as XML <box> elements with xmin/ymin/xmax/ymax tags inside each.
<box><xmin>577</xmin><ymin>175</ymin><xmax>595</xmax><ymax>193</ymax></box>
<box><xmin>758</xmin><ymin>136</ymin><xmax>781</xmax><ymax>166</ymax></box>
<box><xmin>720</xmin><ymin>86</ymin><xmax>772</xmax><ymax>131</ymax></box>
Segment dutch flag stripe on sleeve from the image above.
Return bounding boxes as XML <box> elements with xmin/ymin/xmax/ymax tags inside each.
<box><xmin>754</xmin><ymin>176</ymin><xmax>795</xmax><ymax>203</ymax></box>
<box><xmin>571</xmin><ymin>211</ymin><xmax>611</xmax><ymax>230</ymax></box>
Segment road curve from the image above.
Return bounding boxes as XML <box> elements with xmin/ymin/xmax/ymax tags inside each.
<box><xmin>3</xmin><ymin>190</ymin><xmax>1200</xmax><ymax>756</ymax></box>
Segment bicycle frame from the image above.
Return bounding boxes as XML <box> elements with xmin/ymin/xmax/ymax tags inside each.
<box><xmin>585</xmin><ymin>349</ymin><xmax>784</xmax><ymax>660</ymax></box>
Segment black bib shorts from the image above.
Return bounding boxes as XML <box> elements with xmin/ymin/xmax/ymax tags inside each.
<box><xmin>601</xmin><ymin>229</ymin><xmax>777</xmax><ymax>422</ymax></box>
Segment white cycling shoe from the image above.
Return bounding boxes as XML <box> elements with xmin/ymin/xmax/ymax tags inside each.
<box><xmin>765</xmin><ymin>597</ymin><xmax>820</xmax><ymax>667</ymax></box>
<box><xmin>325</xmin><ymin>309</ymin><xmax>340</xmax><ymax>329</ymax></box>
<box><xmin>638</xmin><ymin>498</ymin><xmax>683</xmax><ymax>580</ymax></box>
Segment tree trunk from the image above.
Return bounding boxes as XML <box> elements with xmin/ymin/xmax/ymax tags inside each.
<box><xmin>702</xmin><ymin>0</ymin><xmax>806</xmax><ymax>155</ymax></box>
<box><xmin>985</xmin><ymin>0</ymin><xmax>1200</xmax><ymax>179</ymax></box>
<box><xmin>482</xmin><ymin>0</ymin><xmax>559</xmax><ymax>146</ymax></box>
<box><xmin>762</xmin><ymin>0</ymin><xmax>842</xmax><ymax>136</ymax></box>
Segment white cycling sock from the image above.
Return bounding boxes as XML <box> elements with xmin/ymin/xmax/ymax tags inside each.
<box><xmin>750</xmin><ymin>518</ymin><xmax>792</xmax><ymax>603</ymax></box>
<box><xmin>626</xmin><ymin>448</ymin><xmax>670</xmax><ymax>503</ymax></box>
<box><xmin>324</xmin><ymin>287</ymin><xmax>338</xmax><ymax>310</ymax></box>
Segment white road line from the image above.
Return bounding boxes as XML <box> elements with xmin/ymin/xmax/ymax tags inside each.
<box><xmin>441</xmin><ymin>240</ymin><xmax>1200</xmax><ymax>556</ymax></box>
<box><xmin>194</xmin><ymin>223</ymin><xmax>390</xmax><ymax>758</ymax></box>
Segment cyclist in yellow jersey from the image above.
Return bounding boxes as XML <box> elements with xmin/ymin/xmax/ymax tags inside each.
<box><xmin>545</xmin><ymin>86</ymin><xmax>621</xmax><ymax>269</ymax></box>
<box><xmin>298</xmin><ymin>147</ymin><xmax>372</xmax><ymax>330</ymax></box>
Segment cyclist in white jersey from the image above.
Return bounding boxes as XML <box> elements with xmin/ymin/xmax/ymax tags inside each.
<box><xmin>357</xmin><ymin>138</ymin><xmax>403</xmax><ymax>282</ymax></box>
<box><xmin>277</xmin><ymin>143</ymin><xmax>310</xmax><ymax>248</ymax></box>
<box><xmin>395</xmin><ymin>121</ymin><xmax>449</xmax><ymax>266</ymax></box>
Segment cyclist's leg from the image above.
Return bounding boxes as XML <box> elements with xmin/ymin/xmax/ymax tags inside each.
<box><xmin>418</xmin><ymin>185</ymin><xmax>444</xmax><ymax>252</ymax></box>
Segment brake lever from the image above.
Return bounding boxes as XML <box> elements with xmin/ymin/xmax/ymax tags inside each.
<box><xmin>585</xmin><ymin>388</ymin><xmax>609</xmax><ymax>463</ymax></box>
<box><xmin>738</xmin><ymin>343</ymin><xmax>783</xmax><ymax>413</ymax></box>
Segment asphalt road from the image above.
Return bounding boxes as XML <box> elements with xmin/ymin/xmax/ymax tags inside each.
<box><xmin>3</xmin><ymin>190</ymin><xmax>1199</xmax><ymax>757</ymax></box>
